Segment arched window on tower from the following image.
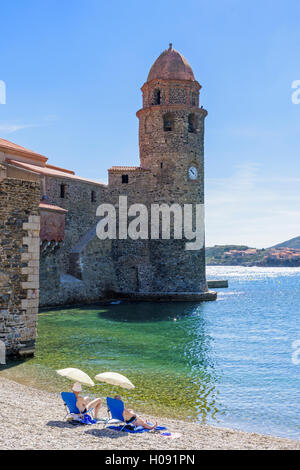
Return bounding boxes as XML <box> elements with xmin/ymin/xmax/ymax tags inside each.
<box><xmin>191</xmin><ymin>92</ymin><xmax>197</xmax><ymax>107</ymax></box>
<box><xmin>153</xmin><ymin>89</ymin><xmax>161</xmax><ymax>105</ymax></box>
<box><xmin>188</xmin><ymin>113</ymin><xmax>198</xmax><ymax>133</ymax></box>
<box><xmin>163</xmin><ymin>113</ymin><xmax>174</xmax><ymax>132</ymax></box>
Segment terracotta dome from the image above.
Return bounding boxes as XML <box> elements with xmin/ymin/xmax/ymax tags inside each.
<box><xmin>147</xmin><ymin>44</ymin><xmax>195</xmax><ymax>82</ymax></box>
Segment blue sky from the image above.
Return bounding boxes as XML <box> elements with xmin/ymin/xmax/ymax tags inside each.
<box><xmin>0</xmin><ymin>0</ymin><xmax>300</xmax><ymax>247</ymax></box>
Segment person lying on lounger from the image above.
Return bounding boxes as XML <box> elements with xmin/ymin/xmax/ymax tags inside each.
<box><xmin>71</xmin><ymin>382</ymin><xmax>102</xmax><ymax>419</ymax></box>
<box><xmin>114</xmin><ymin>395</ymin><xmax>157</xmax><ymax>430</ymax></box>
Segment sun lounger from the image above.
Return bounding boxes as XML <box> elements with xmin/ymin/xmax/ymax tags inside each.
<box><xmin>61</xmin><ymin>392</ymin><xmax>96</xmax><ymax>424</ymax></box>
<box><xmin>105</xmin><ymin>396</ymin><xmax>129</xmax><ymax>431</ymax></box>
<box><xmin>105</xmin><ymin>397</ymin><xmax>167</xmax><ymax>433</ymax></box>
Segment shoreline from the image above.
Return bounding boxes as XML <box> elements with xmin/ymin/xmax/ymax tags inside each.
<box><xmin>0</xmin><ymin>377</ymin><xmax>299</xmax><ymax>450</ymax></box>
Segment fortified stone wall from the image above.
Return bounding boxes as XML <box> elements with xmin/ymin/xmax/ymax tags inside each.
<box><xmin>44</xmin><ymin>175</ymin><xmax>108</xmax><ymax>268</ymax></box>
<box><xmin>0</xmin><ymin>168</ymin><xmax>40</xmax><ymax>357</ymax></box>
<box><xmin>39</xmin><ymin>170</ymin><xmax>155</xmax><ymax>306</ymax></box>
<box><xmin>39</xmin><ymin>175</ymin><xmax>111</xmax><ymax>306</ymax></box>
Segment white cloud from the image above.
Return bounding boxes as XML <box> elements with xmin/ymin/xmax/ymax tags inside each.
<box><xmin>0</xmin><ymin>123</ymin><xmax>38</xmax><ymax>133</ymax></box>
<box><xmin>206</xmin><ymin>163</ymin><xmax>300</xmax><ymax>248</ymax></box>
<box><xmin>0</xmin><ymin>116</ymin><xmax>59</xmax><ymax>134</ymax></box>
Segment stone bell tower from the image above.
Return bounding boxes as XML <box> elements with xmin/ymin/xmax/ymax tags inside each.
<box><xmin>134</xmin><ymin>44</ymin><xmax>215</xmax><ymax>299</ymax></box>
<box><xmin>137</xmin><ymin>43</ymin><xmax>206</xmax><ymax>200</ymax></box>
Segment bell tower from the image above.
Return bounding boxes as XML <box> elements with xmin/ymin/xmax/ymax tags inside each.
<box><xmin>134</xmin><ymin>45</ymin><xmax>212</xmax><ymax>296</ymax></box>
<box><xmin>137</xmin><ymin>43</ymin><xmax>207</xmax><ymax>204</ymax></box>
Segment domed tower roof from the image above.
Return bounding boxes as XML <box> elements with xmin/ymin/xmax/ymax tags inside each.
<box><xmin>147</xmin><ymin>44</ymin><xmax>195</xmax><ymax>82</ymax></box>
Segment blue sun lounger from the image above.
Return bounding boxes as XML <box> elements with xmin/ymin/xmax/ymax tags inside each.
<box><xmin>61</xmin><ymin>392</ymin><xmax>95</xmax><ymax>423</ymax></box>
<box><xmin>105</xmin><ymin>397</ymin><xmax>129</xmax><ymax>431</ymax></box>
<box><xmin>105</xmin><ymin>397</ymin><xmax>167</xmax><ymax>433</ymax></box>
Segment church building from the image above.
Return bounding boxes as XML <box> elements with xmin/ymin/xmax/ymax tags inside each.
<box><xmin>0</xmin><ymin>45</ymin><xmax>216</xmax><ymax>357</ymax></box>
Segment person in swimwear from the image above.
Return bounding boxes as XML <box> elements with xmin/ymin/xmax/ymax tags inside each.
<box><xmin>114</xmin><ymin>395</ymin><xmax>157</xmax><ymax>430</ymax></box>
<box><xmin>71</xmin><ymin>382</ymin><xmax>102</xmax><ymax>419</ymax></box>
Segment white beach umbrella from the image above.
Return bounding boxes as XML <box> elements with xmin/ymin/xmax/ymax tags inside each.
<box><xmin>56</xmin><ymin>368</ymin><xmax>95</xmax><ymax>386</ymax></box>
<box><xmin>94</xmin><ymin>372</ymin><xmax>135</xmax><ymax>389</ymax></box>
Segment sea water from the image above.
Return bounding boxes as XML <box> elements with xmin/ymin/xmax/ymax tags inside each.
<box><xmin>1</xmin><ymin>266</ymin><xmax>299</xmax><ymax>440</ymax></box>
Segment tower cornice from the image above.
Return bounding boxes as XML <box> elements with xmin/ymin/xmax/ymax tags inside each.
<box><xmin>141</xmin><ymin>78</ymin><xmax>201</xmax><ymax>93</ymax></box>
<box><xmin>136</xmin><ymin>104</ymin><xmax>207</xmax><ymax>119</ymax></box>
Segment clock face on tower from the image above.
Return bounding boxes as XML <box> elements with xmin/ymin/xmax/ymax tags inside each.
<box><xmin>188</xmin><ymin>166</ymin><xmax>198</xmax><ymax>180</ymax></box>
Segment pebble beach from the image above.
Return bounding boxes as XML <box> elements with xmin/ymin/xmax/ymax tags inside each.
<box><xmin>0</xmin><ymin>377</ymin><xmax>299</xmax><ymax>450</ymax></box>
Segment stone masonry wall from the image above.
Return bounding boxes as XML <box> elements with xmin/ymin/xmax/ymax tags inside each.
<box><xmin>0</xmin><ymin>175</ymin><xmax>40</xmax><ymax>357</ymax></box>
<box><xmin>39</xmin><ymin>176</ymin><xmax>110</xmax><ymax>306</ymax></box>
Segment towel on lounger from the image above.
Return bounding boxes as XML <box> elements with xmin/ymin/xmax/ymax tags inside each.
<box><xmin>107</xmin><ymin>423</ymin><xmax>167</xmax><ymax>433</ymax></box>
<box><xmin>79</xmin><ymin>414</ymin><xmax>97</xmax><ymax>425</ymax></box>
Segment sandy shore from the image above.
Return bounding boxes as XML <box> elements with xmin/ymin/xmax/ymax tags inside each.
<box><xmin>0</xmin><ymin>377</ymin><xmax>299</xmax><ymax>450</ymax></box>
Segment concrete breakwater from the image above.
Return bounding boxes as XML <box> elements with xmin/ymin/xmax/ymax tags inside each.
<box><xmin>207</xmin><ymin>280</ymin><xmax>228</xmax><ymax>288</ymax></box>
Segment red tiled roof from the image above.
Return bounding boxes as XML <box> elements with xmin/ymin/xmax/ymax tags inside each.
<box><xmin>6</xmin><ymin>159</ymin><xmax>106</xmax><ymax>186</ymax></box>
<box><xmin>108</xmin><ymin>166</ymin><xmax>150</xmax><ymax>172</ymax></box>
<box><xmin>45</xmin><ymin>164</ymin><xmax>75</xmax><ymax>175</ymax></box>
<box><xmin>0</xmin><ymin>137</ymin><xmax>47</xmax><ymax>162</ymax></box>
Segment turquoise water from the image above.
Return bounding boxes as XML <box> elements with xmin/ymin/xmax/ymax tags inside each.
<box><xmin>1</xmin><ymin>266</ymin><xmax>300</xmax><ymax>440</ymax></box>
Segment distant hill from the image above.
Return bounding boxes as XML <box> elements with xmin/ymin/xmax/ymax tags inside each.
<box><xmin>206</xmin><ymin>245</ymin><xmax>259</xmax><ymax>266</ymax></box>
<box><xmin>271</xmin><ymin>236</ymin><xmax>300</xmax><ymax>250</ymax></box>
<box><xmin>206</xmin><ymin>245</ymin><xmax>249</xmax><ymax>259</ymax></box>
<box><xmin>206</xmin><ymin>242</ymin><xmax>300</xmax><ymax>267</ymax></box>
